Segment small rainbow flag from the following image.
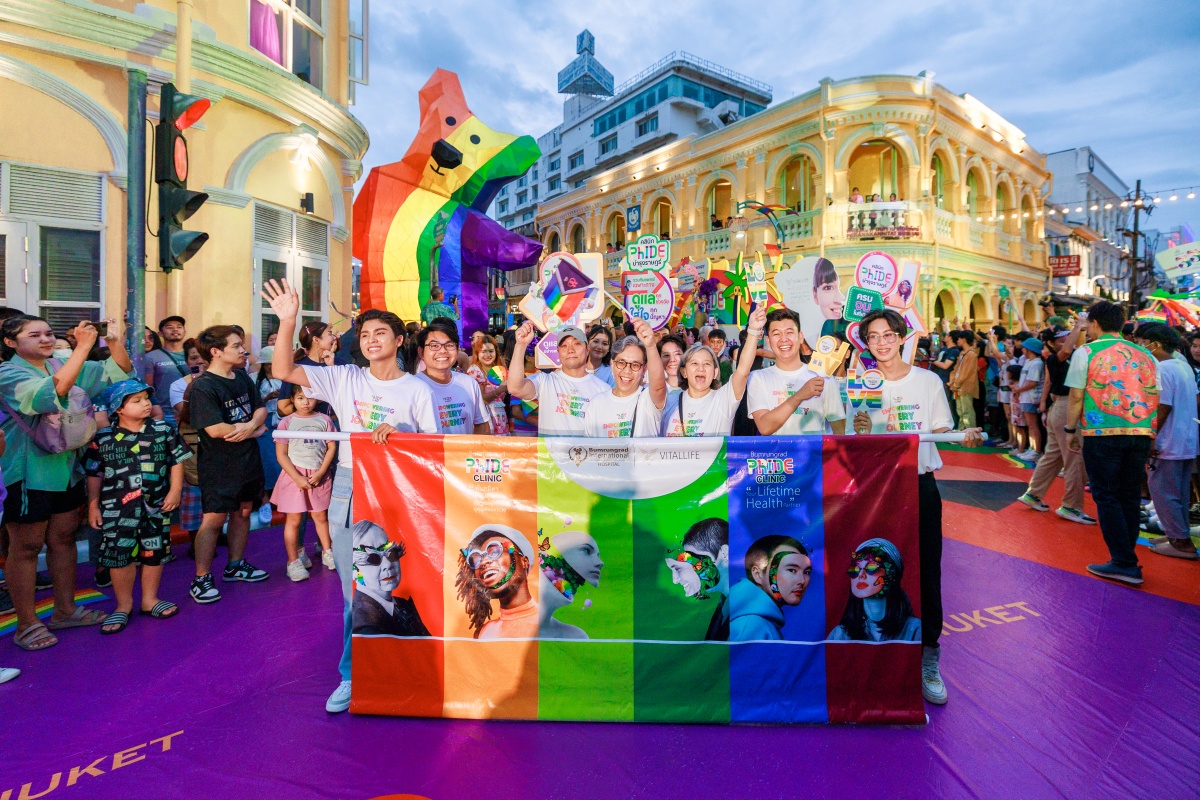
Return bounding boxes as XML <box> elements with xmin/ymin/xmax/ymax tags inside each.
<box><xmin>487</xmin><ymin>365</ymin><xmax>508</xmax><ymax>386</ymax></box>
<box><xmin>0</xmin><ymin>588</ymin><xmax>109</xmax><ymax>637</ymax></box>
<box><xmin>543</xmin><ymin>270</ymin><xmax>587</xmax><ymax>320</ymax></box>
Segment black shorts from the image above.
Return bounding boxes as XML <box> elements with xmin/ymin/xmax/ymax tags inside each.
<box><xmin>3</xmin><ymin>480</ymin><xmax>87</xmax><ymax>525</ymax></box>
<box><xmin>97</xmin><ymin>515</ymin><xmax>169</xmax><ymax>569</ymax></box>
<box><xmin>200</xmin><ymin>477</ymin><xmax>265</xmax><ymax>515</ymax></box>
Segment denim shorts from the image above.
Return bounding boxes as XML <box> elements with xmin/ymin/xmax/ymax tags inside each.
<box><xmin>1019</xmin><ymin>402</ymin><xmax>1039</xmax><ymax>414</ymax></box>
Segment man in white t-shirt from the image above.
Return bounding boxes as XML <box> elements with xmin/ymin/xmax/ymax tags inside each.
<box><xmin>507</xmin><ymin>323</ymin><xmax>610</xmax><ymax>437</ymax></box>
<box><xmin>748</xmin><ymin>308</ymin><xmax>846</xmax><ymax>435</ymax></box>
<box><xmin>851</xmin><ymin>309</ymin><xmax>981</xmax><ymax>708</ymax></box>
<box><xmin>263</xmin><ymin>279</ymin><xmax>437</xmax><ymax>716</ymax></box>
<box><xmin>415</xmin><ymin>319</ymin><xmax>489</xmax><ymax>435</ymax></box>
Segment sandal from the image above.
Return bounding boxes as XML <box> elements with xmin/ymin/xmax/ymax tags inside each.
<box><xmin>13</xmin><ymin>622</ymin><xmax>58</xmax><ymax>651</ymax></box>
<box><xmin>46</xmin><ymin>606</ymin><xmax>107</xmax><ymax>630</ymax></box>
<box><xmin>140</xmin><ymin>601</ymin><xmax>178</xmax><ymax>619</ymax></box>
<box><xmin>100</xmin><ymin>611</ymin><xmax>129</xmax><ymax>635</ymax></box>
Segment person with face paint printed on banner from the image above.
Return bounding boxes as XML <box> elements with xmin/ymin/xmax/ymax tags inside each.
<box><xmin>507</xmin><ymin>323</ymin><xmax>610</xmax><ymax>437</ymax></box>
<box><xmin>415</xmin><ymin>319</ymin><xmax>490</xmax><ymax>435</ymax></box>
<box><xmin>263</xmin><ymin>279</ymin><xmax>437</xmax><ymax>715</ymax></box>
<box><xmin>350</xmin><ymin>520</ymin><xmax>430</xmax><ymax>637</ymax></box>
<box><xmin>664</xmin><ymin>517</ymin><xmax>730</xmax><ymax>640</ymax></box>
<box><xmin>828</xmin><ymin>538</ymin><xmax>921</xmax><ymax>642</ymax></box>
<box><xmin>659</xmin><ymin>306</ymin><xmax>766</xmax><ymax>438</ymax></box>
<box><xmin>749</xmin><ymin>308</ymin><xmax>846</xmax><ymax>436</ymax></box>
<box><xmin>537</xmin><ymin>531</ymin><xmax>604</xmax><ymax>639</ymax></box>
<box><xmin>456</xmin><ymin>525</ymin><xmax>538</xmax><ymax>639</ymax></box>
<box><xmin>729</xmin><ymin>535</ymin><xmax>812</xmax><ymax>641</ymax></box>
<box><xmin>852</xmin><ymin>309</ymin><xmax>983</xmax><ymax>706</ymax></box>
<box><xmin>584</xmin><ymin>318</ymin><xmax>667</xmax><ymax>438</ymax></box>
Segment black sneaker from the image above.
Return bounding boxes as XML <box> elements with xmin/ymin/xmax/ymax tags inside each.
<box><xmin>34</xmin><ymin>572</ymin><xmax>52</xmax><ymax>591</ymax></box>
<box><xmin>189</xmin><ymin>573</ymin><xmax>222</xmax><ymax>604</ymax></box>
<box><xmin>94</xmin><ymin>567</ymin><xmax>112</xmax><ymax>588</ymax></box>
<box><xmin>222</xmin><ymin>560</ymin><xmax>269</xmax><ymax>583</ymax></box>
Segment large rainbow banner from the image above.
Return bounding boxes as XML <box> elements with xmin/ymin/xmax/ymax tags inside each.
<box><xmin>350</xmin><ymin>434</ymin><xmax>924</xmax><ymax>724</ymax></box>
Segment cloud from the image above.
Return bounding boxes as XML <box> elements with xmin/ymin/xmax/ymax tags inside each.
<box><xmin>350</xmin><ymin>0</ymin><xmax>1199</xmax><ymax>230</ymax></box>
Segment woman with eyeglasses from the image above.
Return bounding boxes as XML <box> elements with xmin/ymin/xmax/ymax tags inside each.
<box><xmin>851</xmin><ymin>309</ymin><xmax>982</xmax><ymax>707</ymax></box>
<box><xmin>659</xmin><ymin>306</ymin><xmax>765</xmax><ymax>437</ymax></box>
<box><xmin>584</xmin><ymin>319</ymin><xmax>666</xmax><ymax>438</ymax></box>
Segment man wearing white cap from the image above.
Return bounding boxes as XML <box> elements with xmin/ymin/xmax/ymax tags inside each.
<box><xmin>507</xmin><ymin>322</ymin><xmax>609</xmax><ymax>436</ymax></box>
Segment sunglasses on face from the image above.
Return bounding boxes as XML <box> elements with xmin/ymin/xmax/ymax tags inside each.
<box><xmin>462</xmin><ymin>541</ymin><xmax>514</xmax><ymax>570</ymax></box>
<box><xmin>847</xmin><ymin>560</ymin><xmax>884</xmax><ymax>577</ymax></box>
<box><xmin>355</xmin><ymin>545</ymin><xmax>402</xmax><ymax>565</ymax></box>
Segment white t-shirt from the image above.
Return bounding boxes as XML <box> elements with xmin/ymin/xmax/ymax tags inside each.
<box><xmin>168</xmin><ymin>375</ymin><xmax>191</xmax><ymax>411</ymax></box>
<box><xmin>416</xmin><ymin>372</ymin><xmax>488</xmax><ymax>434</ymax></box>
<box><xmin>867</xmin><ymin>366</ymin><xmax>954</xmax><ymax>474</ymax></box>
<box><xmin>527</xmin><ymin>371</ymin><xmax>611</xmax><ymax>436</ymax></box>
<box><xmin>747</xmin><ymin>365</ymin><xmax>846</xmax><ymax>435</ymax></box>
<box><xmin>659</xmin><ymin>382</ymin><xmax>740</xmax><ymax>437</ymax></box>
<box><xmin>584</xmin><ymin>387</ymin><xmax>664</xmax><ymax>438</ymax></box>
<box><xmin>302</xmin><ymin>365</ymin><xmax>437</xmax><ymax>466</ymax></box>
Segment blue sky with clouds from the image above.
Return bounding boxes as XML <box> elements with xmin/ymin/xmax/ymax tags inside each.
<box><xmin>350</xmin><ymin>0</ymin><xmax>1199</xmax><ymax>236</ymax></box>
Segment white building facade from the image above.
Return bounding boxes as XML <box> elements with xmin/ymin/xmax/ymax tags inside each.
<box><xmin>1044</xmin><ymin>147</ymin><xmax>1130</xmax><ymax>300</ymax></box>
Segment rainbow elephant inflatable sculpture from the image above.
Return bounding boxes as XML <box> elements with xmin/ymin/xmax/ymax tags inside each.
<box><xmin>353</xmin><ymin>69</ymin><xmax>543</xmax><ymax>334</ymax></box>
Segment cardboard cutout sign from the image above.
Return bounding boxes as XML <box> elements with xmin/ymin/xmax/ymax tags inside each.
<box><xmin>622</xmin><ymin>234</ymin><xmax>675</xmax><ymax>330</ymax></box>
<box><xmin>844</xmin><ymin>286</ymin><xmax>884</xmax><ymax>322</ymax></box>
<box><xmin>519</xmin><ymin>252</ymin><xmax>603</xmax><ymax>368</ymax></box>
<box><xmin>808</xmin><ymin>335</ymin><xmax>851</xmax><ymax>377</ymax></box>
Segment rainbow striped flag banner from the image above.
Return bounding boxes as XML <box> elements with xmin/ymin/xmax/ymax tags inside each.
<box><xmin>350</xmin><ymin>434</ymin><xmax>923</xmax><ymax>724</ymax></box>
<box><xmin>0</xmin><ymin>589</ymin><xmax>108</xmax><ymax>637</ymax></box>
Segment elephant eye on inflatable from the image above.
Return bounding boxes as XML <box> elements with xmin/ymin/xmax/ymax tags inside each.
<box><xmin>353</xmin><ymin>69</ymin><xmax>544</xmax><ymax>336</ymax></box>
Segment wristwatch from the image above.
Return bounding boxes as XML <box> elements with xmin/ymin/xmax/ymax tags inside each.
<box><xmin>1063</xmin><ymin>426</ymin><xmax>1077</xmax><ymax>434</ymax></box>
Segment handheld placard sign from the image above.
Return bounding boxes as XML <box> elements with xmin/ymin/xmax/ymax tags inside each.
<box><xmin>844</xmin><ymin>367</ymin><xmax>887</xmax><ymax>434</ymax></box>
<box><xmin>521</xmin><ymin>251</ymin><xmax>604</xmax><ymax>368</ymax></box>
<box><xmin>807</xmin><ymin>335</ymin><xmax>850</xmax><ymax>377</ymax></box>
<box><xmin>622</xmin><ymin>234</ymin><xmax>675</xmax><ymax>330</ymax></box>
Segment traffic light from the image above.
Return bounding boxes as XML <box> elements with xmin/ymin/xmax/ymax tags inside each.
<box><xmin>155</xmin><ymin>82</ymin><xmax>211</xmax><ymax>272</ymax></box>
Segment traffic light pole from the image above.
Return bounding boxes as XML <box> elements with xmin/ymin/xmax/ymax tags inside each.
<box><xmin>1128</xmin><ymin>179</ymin><xmax>1142</xmax><ymax>314</ymax></box>
<box><xmin>126</xmin><ymin>68</ymin><xmax>148</xmax><ymax>381</ymax></box>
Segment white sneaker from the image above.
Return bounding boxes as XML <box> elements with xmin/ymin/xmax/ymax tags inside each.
<box><xmin>326</xmin><ymin>680</ymin><xmax>352</xmax><ymax>713</ymax></box>
<box><xmin>922</xmin><ymin>645</ymin><xmax>947</xmax><ymax>705</ymax></box>
<box><xmin>0</xmin><ymin>667</ymin><xmax>20</xmax><ymax>685</ymax></box>
<box><xmin>286</xmin><ymin>559</ymin><xmax>310</xmax><ymax>582</ymax></box>
<box><xmin>321</xmin><ymin>549</ymin><xmax>336</xmax><ymax>571</ymax></box>
<box><xmin>299</xmin><ymin>550</ymin><xmax>313</xmax><ymax>570</ymax></box>
<box><xmin>1056</xmin><ymin>507</ymin><xmax>1097</xmax><ymax>525</ymax></box>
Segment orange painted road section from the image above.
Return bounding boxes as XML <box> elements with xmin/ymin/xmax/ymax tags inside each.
<box><xmin>939</xmin><ymin>447</ymin><xmax>1200</xmax><ymax>607</ymax></box>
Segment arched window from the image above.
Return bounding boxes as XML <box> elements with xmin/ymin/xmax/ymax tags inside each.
<box><xmin>1021</xmin><ymin>197</ymin><xmax>1036</xmax><ymax>240</ymax></box>
<box><xmin>570</xmin><ymin>224</ymin><xmax>585</xmax><ymax>254</ymax></box>
<box><xmin>995</xmin><ymin>184</ymin><xmax>1010</xmax><ymax>226</ymax></box>
<box><xmin>966</xmin><ymin>171</ymin><xmax>979</xmax><ymax>218</ymax></box>
<box><xmin>705</xmin><ymin>180</ymin><xmax>732</xmax><ymax>222</ymax></box>
<box><xmin>650</xmin><ymin>199</ymin><xmax>672</xmax><ymax>238</ymax></box>
<box><xmin>931</xmin><ymin>154</ymin><xmax>945</xmax><ymax>209</ymax></box>
<box><xmin>547</xmin><ymin>231</ymin><xmax>561</xmax><ymax>253</ymax></box>
<box><xmin>848</xmin><ymin>140</ymin><xmax>902</xmax><ymax>201</ymax></box>
<box><xmin>781</xmin><ymin>155</ymin><xmax>816</xmax><ymax>212</ymax></box>
<box><xmin>607</xmin><ymin>213</ymin><xmax>625</xmax><ymax>248</ymax></box>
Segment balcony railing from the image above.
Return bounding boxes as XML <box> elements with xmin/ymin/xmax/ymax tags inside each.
<box><xmin>968</xmin><ymin>220</ymin><xmax>990</xmax><ymax>249</ymax></box>
<box><xmin>604</xmin><ymin>251</ymin><xmax>623</xmax><ymax>273</ymax></box>
<box><xmin>700</xmin><ymin>229</ymin><xmax>732</xmax><ymax>254</ymax></box>
<box><xmin>777</xmin><ymin>209</ymin><xmax>821</xmax><ymax>242</ymax></box>
<box><xmin>845</xmin><ymin>201</ymin><xmax>920</xmax><ymax>240</ymax></box>
<box><xmin>933</xmin><ymin>208</ymin><xmax>954</xmax><ymax>242</ymax></box>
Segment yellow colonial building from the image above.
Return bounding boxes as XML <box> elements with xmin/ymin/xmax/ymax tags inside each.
<box><xmin>0</xmin><ymin>0</ymin><xmax>368</xmax><ymax>348</ymax></box>
<box><xmin>537</xmin><ymin>72</ymin><xmax>1053</xmax><ymax>328</ymax></box>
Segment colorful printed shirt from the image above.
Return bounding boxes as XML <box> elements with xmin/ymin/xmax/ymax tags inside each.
<box><xmin>82</xmin><ymin>419</ymin><xmax>191</xmax><ymax>531</ymax></box>
<box><xmin>1064</xmin><ymin>334</ymin><xmax>1159</xmax><ymax>436</ymax></box>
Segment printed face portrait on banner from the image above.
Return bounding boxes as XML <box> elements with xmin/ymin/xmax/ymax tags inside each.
<box><xmin>827</xmin><ymin>538</ymin><xmax>921</xmax><ymax>643</ymax></box>
<box><xmin>351</xmin><ymin>520</ymin><xmax>432</xmax><ymax>639</ymax></box>
<box><xmin>776</xmin><ymin>256</ymin><xmax>847</xmax><ymax>345</ymax></box>
<box><xmin>455</xmin><ymin>524</ymin><xmax>538</xmax><ymax>640</ymax></box>
<box><xmin>538</xmin><ymin>530</ymin><xmax>604</xmax><ymax>640</ymax></box>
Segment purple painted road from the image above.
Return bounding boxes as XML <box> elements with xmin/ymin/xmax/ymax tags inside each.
<box><xmin>2</xmin><ymin>531</ymin><xmax>1197</xmax><ymax>799</ymax></box>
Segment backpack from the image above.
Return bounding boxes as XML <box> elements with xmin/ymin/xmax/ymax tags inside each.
<box><xmin>0</xmin><ymin>359</ymin><xmax>97</xmax><ymax>454</ymax></box>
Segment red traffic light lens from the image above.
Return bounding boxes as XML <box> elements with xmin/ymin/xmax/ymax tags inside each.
<box><xmin>174</xmin><ymin>138</ymin><xmax>188</xmax><ymax>182</ymax></box>
<box><xmin>174</xmin><ymin>97</ymin><xmax>211</xmax><ymax>131</ymax></box>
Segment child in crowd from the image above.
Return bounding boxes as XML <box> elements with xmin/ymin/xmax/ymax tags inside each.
<box><xmin>84</xmin><ymin>380</ymin><xmax>190</xmax><ymax>634</ymax></box>
<box><xmin>271</xmin><ymin>384</ymin><xmax>336</xmax><ymax>581</ymax></box>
